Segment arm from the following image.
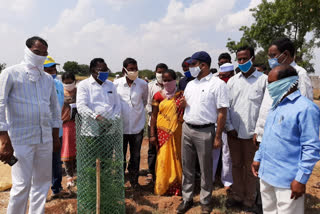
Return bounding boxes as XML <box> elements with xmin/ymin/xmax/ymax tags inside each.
<box><xmin>50</xmin><ymin>80</ymin><xmax>62</xmax><ymax>152</ymax></box>
<box><xmin>142</xmin><ymin>82</ymin><xmax>148</xmax><ymax>107</ymax></box>
<box><xmin>214</xmin><ymin>107</ymin><xmax>227</xmax><ymax>148</ymax></box>
<box><xmin>0</xmin><ymin>70</ymin><xmax>14</xmax><ymax>163</ymax></box>
<box><xmin>150</xmin><ymin>100</ymin><xmax>160</xmax><ymax>145</ymax></box>
<box><xmin>146</xmin><ymin>83</ymin><xmax>153</xmax><ymax>116</ymax></box>
<box><xmin>113</xmin><ymin>86</ymin><xmax>121</xmax><ymax>117</ymax></box>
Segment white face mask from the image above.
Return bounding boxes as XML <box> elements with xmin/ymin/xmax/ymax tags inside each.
<box><xmin>156</xmin><ymin>73</ymin><xmax>163</xmax><ymax>84</ymax></box>
<box><xmin>24</xmin><ymin>47</ymin><xmax>47</xmax><ymax>68</ymax></box>
<box><xmin>124</xmin><ymin>67</ymin><xmax>138</xmax><ymax>81</ymax></box>
<box><xmin>189</xmin><ymin>66</ymin><xmax>201</xmax><ymax>77</ymax></box>
<box><xmin>63</xmin><ymin>82</ymin><xmax>76</xmax><ymax>91</ymax></box>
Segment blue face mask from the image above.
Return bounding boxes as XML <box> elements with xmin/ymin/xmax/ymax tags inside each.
<box><xmin>238</xmin><ymin>57</ymin><xmax>253</xmax><ymax>73</ymax></box>
<box><xmin>184</xmin><ymin>70</ymin><xmax>192</xmax><ymax>78</ymax></box>
<box><xmin>268</xmin><ymin>52</ymin><xmax>286</xmax><ymax>69</ymax></box>
<box><xmin>267</xmin><ymin>76</ymin><xmax>299</xmax><ymax>109</ymax></box>
<box><xmin>51</xmin><ymin>74</ymin><xmax>57</xmax><ymax>79</ymax></box>
<box><xmin>97</xmin><ymin>72</ymin><xmax>109</xmax><ymax>82</ymax></box>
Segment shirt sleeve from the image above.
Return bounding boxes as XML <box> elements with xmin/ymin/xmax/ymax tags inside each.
<box><xmin>295</xmin><ymin>105</ymin><xmax>320</xmax><ymax>184</ymax></box>
<box><xmin>142</xmin><ymin>81</ymin><xmax>148</xmax><ymax>107</ymax></box>
<box><xmin>0</xmin><ymin>69</ymin><xmax>13</xmax><ymax>131</ymax></box>
<box><xmin>76</xmin><ymin>81</ymin><xmax>98</xmax><ymax>119</ymax></box>
<box><xmin>50</xmin><ymin>79</ymin><xmax>62</xmax><ymax>128</ymax></box>
<box><xmin>298</xmin><ymin>71</ymin><xmax>313</xmax><ymax>101</ymax></box>
<box><xmin>113</xmin><ymin>85</ymin><xmax>121</xmax><ymax>117</ymax></box>
<box><xmin>146</xmin><ymin>83</ymin><xmax>153</xmax><ymax>115</ymax></box>
<box><xmin>254</xmin><ymin>145</ymin><xmax>262</xmax><ymax>162</ymax></box>
<box><xmin>216</xmin><ymin>81</ymin><xmax>230</xmax><ymax>109</ymax></box>
<box><xmin>225</xmin><ymin>109</ymin><xmax>234</xmax><ymax>131</ymax></box>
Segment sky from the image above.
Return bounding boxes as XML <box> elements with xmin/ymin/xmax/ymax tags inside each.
<box><xmin>0</xmin><ymin>0</ymin><xmax>319</xmax><ymax>74</ymax></box>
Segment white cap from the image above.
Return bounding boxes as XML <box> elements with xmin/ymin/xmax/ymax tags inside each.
<box><xmin>220</xmin><ymin>63</ymin><xmax>234</xmax><ymax>73</ymax></box>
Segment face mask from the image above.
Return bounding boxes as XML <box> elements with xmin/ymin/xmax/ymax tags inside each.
<box><xmin>24</xmin><ymin>47</ymin><xmax>47</xmax><ymax>68</ymax></box>
<box><xmin>268</xmin><ymin>52</ymin><xmax>286</xmax><ymax>69</ymax></box>
<box><xmin>97</xmin><ymin>71</ymin><xmax>109</xmax><ymax>82</ymax></box>
<box><xmin>267</xmin><ymin>76</ymin><xmax>299</xmax><ymax>109</ymax></box>
<box><xmin>189</xmin><ymin>66</ymin><xmax>201</xmax><ymax>77</ymax></box>
<box><xmin>156</xmin><ymin>73</ymin><xmax>163</xmax><ymax>84</ymax></box>
<box><xmin>238</xmin><ymin>57</ymin><xmax>253</xmax><ymax>73</ymax></box>
<box><xmin>51</xmin><ymin>74</ymin><xmax>57</xmax><ymax>79</ymax></box>
<box><xmin>163</xmin><ymin>80</ymin><xmax>176</xmax><ymax>99</ymax></box>
<box><xmin>63</xmin><ymin>82</ymin><xmax>76</xmax><ymax>91</ymax></box>
<box><xmin>184</xmin><ymin>70</ymin><xmax>192</xmax><ymax>78</ymax></box>
<box><xmin>124</xmin><ymin>68</ymin><xmax>138</xmax><ymax>81</ymax></box>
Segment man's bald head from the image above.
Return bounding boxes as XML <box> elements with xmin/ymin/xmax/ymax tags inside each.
<box><xmin>268</xmin><ymin>64</ymin><xmax>298</xmax><ymax>84</ymax></box>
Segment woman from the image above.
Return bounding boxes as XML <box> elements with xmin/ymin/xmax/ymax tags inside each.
<box><xmin>150</xmin><ymin>69</ymin><xmax>184</xmax><ymax>196</ymax></box>
<box><xmin>61</xmin><ymin>72</ymin><xmax>77</xmax><ymax>188</ymax></box>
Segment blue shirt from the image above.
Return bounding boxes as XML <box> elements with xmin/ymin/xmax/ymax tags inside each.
<box><xmin>54</xmin><ymin>79</ymin><xmax>64</xmax><ymax>137</ymax></box>
<box><xmin>254</xmin><ymin>90</ymin><xmax>320</xmax><ymax>188</ymax></box>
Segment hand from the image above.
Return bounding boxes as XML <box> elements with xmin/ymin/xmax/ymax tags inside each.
<box><xmin>149</xmin><ymin>136</ymin><xmax>157</xmax><ymax>145</ymax></box>
<box><xmin>253</xmin><ymin>134</ymin><xmax>260</xmax><ymax>149</ymax></box>
<box><xmin>53</xmin><ymin>136</ymin><xmax>61</xmax><ymax>153</ymax></box>
<box><xmin>290</xmin><ymin>180</ymin><xmax>306</xmax><ymax>200</ymax></box>
<box><xmin>180</xmin><ymin>96</ymin><xmax>187</xmax><ymax>109</ymax></box>
<box><xmin>251</xmin><ymin>161</ymin><xmax>260</xmax><ymax>177</ymax></box>
<box><xmin>227</xmin><ymin>129</ymin><xmax>238</xmax><ymax>138</ymax></box>
<box><xmin>213</xmin><ymin>136</ymin><xmax>222</xmax><ymax>149</ymax></box>
<box><xmin>0</xmin><ymin>131</ymin><xmax>14</xmax><ymax>164</ymax></box>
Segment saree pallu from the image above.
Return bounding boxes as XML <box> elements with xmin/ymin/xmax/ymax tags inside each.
<box><xmin>61</xmin><ymin>120</ymin><xmax>77</xmax><ymax>161</ymax></box>
<box><xmin>154</xmin><ymin>91</ymin><xmax>183</xmax><ymax>196</ymax></box>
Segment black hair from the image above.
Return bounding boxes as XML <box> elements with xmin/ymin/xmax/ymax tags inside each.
<box><xmin>218</xmin><ymin>53</ymin><xmax>231</xmax><ymax>62</ymax></box>
<box><xmin>90</xmin><ymin>58</ymin><xmax>105</xmax><ymax>72</ymax></box>
<box><xmin>272</xmin><ymin>37</ymin><xmax>295</xmax><ymax>57</ymax></box>
<box><xmin>163</xmin><ymin>69</ymin><xmax>177</xmax><ymax>80</ymax></box>
<box><xmin>62</xmin><ymin>72</ymin><xmax>76</xmax><ymax>81</ymax></box>
<box><xmin>277</xmin><ymin>65</ymin><xmax>298</xmax><ymax>80</ymax></box>
<box><xmin>236</xmin><ymin>45</ymin><xmax>255</xmax><ymax>58</ymax></box>
<box><xmin>26</xmin><ymin>36</ymin><xmax>48</xmax><ymax>48</ymax></box>
<box><xmin>155</xmin><ymin>63</ymin><xmax>168</xmax><ymax>71</ymax></box>
<box><xmin>210</xmin><ymin>68</ymin><xmax>218</xmax><ymax>74</ymax></box>
<box><xmin>123</xmin><ymin>58</ymin><xmax>137</xmax><ymax>68</ymax></box>
<box><xmin>181</xmin><ymin>57</ymin><xmax>191</xmax><ymax>67</ymax></box>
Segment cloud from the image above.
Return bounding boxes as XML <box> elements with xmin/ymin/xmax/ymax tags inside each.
<box><xmin>101</xmin><ymin>0</ymin><xmax>140</xmax><ymax>10</ymax></box>
<box><xmin>216</xmin><ymin>0</ymin><xmax>261</xmax><ymax>32</ymax></box>
<box><xmin>0</xmin><ymin>0</ymin><xmax>35</xmax><ymax>13</ymax></box>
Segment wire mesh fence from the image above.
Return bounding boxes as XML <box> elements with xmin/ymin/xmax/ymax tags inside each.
<box><xmin>76</xmin><ymin>113</ymin><xmax>125</xmax><ymax>214</ymax></box>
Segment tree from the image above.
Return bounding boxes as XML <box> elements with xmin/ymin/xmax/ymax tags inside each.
<box><xmin>63</xmin><ymin>61</ymin><xmax>79</xmax><ymax>74</ymax></box>
<box><xmin>78</xmin><ymin>64</ymin><xmax>90</xmax><ymax>76</ymax></box>
<box><xmin>227</xmin><ymin>0</ymin><xmax>320</xmax><ymax>73</ymax></box>
<box><xmin>0</xmin><ymin>63</ymin><xmax>6</xmax><ymax>72</ymax></box>
<box><xmin>138</xmin><ymin>69</ymin><xmax>155</xmax><ymax>80</ymax></box>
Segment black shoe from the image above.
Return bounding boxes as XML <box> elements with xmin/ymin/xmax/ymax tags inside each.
<box><xmin>201</xmin><ymin>202</ymin><xmax>212</xmax><ymax>214</ymax></box>
<box><xmin>176</xmin><ymin>200</ymin><xmax>193</xmax><ymax>214</ymax></box>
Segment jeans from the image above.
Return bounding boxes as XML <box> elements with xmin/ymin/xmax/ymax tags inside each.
<box><xmin>123</xmin><ymin>129</ymin><xmax>144</xmax><ymax>185</ymax></box>
<box><xmin>51</xmin><ymin>137</ymin><xmax>62</xmax><ymax>194</ymax></box>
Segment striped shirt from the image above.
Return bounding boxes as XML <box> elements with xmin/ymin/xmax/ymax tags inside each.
<box><xmin>0</xmin><ymin>63</ymin><xmax>62</xmax><ymax>145</ymax></box>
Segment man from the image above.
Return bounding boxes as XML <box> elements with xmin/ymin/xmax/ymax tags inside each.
<box><xmin>226</xmin><ymin>46</ymin><xmax>268</xmax><ymax>211</ymax></box>
<box><xmin>212</xmin><ymin>63</ymin><xmax>234</xmax><ymax>190</ymax></box>
<box><xmin>218</xmin><ymin>52</ymin><xmax>232</xmax><ymax>67</ymax></box>
<box><xmin>0</xmin><ymin>36</ymin><xmax>62</xmax><ymax>214</ymax></box>
<box><xmin>43</xmin><ymin>56</ymin><xmax>64</xmax><ymax>199</ymax></box>
<box><xmin>252</xmin><ymin>64</ymin><xmax>320</xmax><ymax>214</ymax></box>
<box><xmin>114</xmin><ymin>58</ymin><xmax>148</xmax><ymax>189</ymax></box>
<box><xmin>178</xmin><ymin>57</ymin><xmax>194</xmax><ymax>91</ymax></box>
<box><xmin>254</xmin><ymin>63</ymin><xmax>268</xmax><ymax>75</ymax></box>
<box><xmin>254</xmin><ymin>37</ymin><xmax>313</xmax><ymax>144</ymax></box>
<box><xmin>177</xmin><ymin>51</ymin><xmax>229</xmax><ymax>214</ymax></box>
<box><xmin>146</xmin><ymin>63</ymin><xmax>167</xmax><ymax>183</ymax></box>
<box><xmin>77</xmin><ymin>58</ymin><xmax>121</xmax><ymax>135</ymax></box>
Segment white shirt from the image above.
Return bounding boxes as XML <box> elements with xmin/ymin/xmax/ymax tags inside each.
<box><xmin>114</xmin><ymin>77</ymin><xmax>148</xmax><ymax>134</ymax></box>
<box><xmin>146</xmin><ymin>79</ymin><xmax>163</xmax><ymax>126</ymax></box>
<box><xmin>254</xmin><ymin>62</ymin><xmax>314</xmax><ymax>141</ymax></box>
<box><xmin>0</xmin><ymin>64</ymin><xmax>62</xmax><ymax>145</ymax></box>
<box><xmin>227</xmin><ymin>70</ymin><xmax>268</xmax><ymax>139</ymax></box>
<box><xmin>76</xmin><ymin>76</ymin><xmax>121</xmax><ymax>136</ymax></box>
<box><xmin>183</xmin><ymin>73</ymin><xmax>230</xmax><ymax>125</ymax></box>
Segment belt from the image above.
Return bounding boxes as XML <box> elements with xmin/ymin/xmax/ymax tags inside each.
<box><xmin>186</xmin><ymin>123</ymin><xmax>215</xmax><ymax>129</ymax></box>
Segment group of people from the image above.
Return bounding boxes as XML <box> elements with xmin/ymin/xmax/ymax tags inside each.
<box><xmin>0</xmin><ymin>35</ymin><xmax>319</xmax><ymax>214</ymax></box>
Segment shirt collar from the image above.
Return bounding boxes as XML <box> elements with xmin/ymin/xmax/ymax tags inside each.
<box><xmin>284</xmin><ymin>90</ymin><xmax>301</xmax><ymax>101</ymax></box>
<box><xmin>122</xmin><ymin>76</ymin><xmax>136</xmax><ymax>86</ymax></box>
<box><xmin>238</xmin><ymin>69</ymin><xmax>260</xmax><ymax>79</ymax></box>
<box><xmin>195</xmin><ymin>73</ymin><xmax>213</xmax><ymax>82</ymax></box>
<box><xmin>89</xmin><ymin>75</ymin><xmax>109</xmax><ymax>86</ymax></box>
<box><xmin>290</xmin><ymin>61</ymin><xmax>297</xmax><ymax>67</ymax></box>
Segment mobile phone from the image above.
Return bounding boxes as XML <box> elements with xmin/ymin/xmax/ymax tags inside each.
<box><xmin>7</xmin><ymin>156</ymin><xmax>18</xmax><ymax>166</ymax></box>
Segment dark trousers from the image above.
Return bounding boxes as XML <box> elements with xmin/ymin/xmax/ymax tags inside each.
<box><xmin>147</xmin><ymin>126</ymin><xmax>157</xmax><ymax>177</ymax></box>
<box><xmin>51</xmin><ymin>137</ymin><xmax>62</xmax><ymax>194</ymax></box>
<box><xmin>123</xmin><ymin>129</ymin><xmax>144</xmax><ymax>185</ymax></box>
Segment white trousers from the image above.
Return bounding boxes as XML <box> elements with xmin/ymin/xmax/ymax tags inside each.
<box><xmin>7</xmin><ymin>143</ymin><xmax>52</xmax><ymax>214</ymax></box>
<box><xmin>260</xmin><ymin>179</ymin><xmax>304</xmax><ymax>214</ymax></box>
<box><xmin>212</xmin><ymin>131</ymin><xmax>233</xmax><ymax>187</ymax></box>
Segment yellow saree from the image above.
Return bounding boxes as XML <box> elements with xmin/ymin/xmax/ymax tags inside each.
<box><xmin>154</xmin><ymin>91</ymin><xmax>183</xmax><ymax>196</ymax></box>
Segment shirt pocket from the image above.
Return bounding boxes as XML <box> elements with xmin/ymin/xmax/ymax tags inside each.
<box><xmin>200</xmin><ymin>89</ymin><xmax>209</xmax><ymax>103</ymax></box>
<box><xmin>249</xmin><ymin>88</ymin><xmax>264</xmax><ymax>103</ymax></box>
